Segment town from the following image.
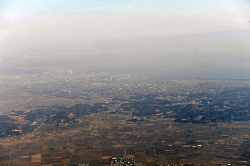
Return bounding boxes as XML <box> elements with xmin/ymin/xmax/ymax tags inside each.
<box><xmin>1</xmin><ymin>71</ymin><xmax>250</xmax><ymax>165</ymax></box>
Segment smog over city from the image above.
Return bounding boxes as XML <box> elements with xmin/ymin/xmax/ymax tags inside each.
<box><xmin>1</xmin><ymin>1</ymin><xmax>250</xmax><ymax>165</ymax></box>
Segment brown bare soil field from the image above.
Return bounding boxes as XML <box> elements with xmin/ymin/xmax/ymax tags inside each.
<box><xmin>1</xmin><ymin>112</ymin><xmax>250</xmax><ymax>165</ymax></box>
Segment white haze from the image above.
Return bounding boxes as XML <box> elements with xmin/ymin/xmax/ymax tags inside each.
<box><xmin>1</xmin><ymin>4</ymin><xmax>250</xmax><ymax>79</ymax></box>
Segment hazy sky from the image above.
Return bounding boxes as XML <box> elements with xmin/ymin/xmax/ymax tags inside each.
<box><xmin>1</xmin><ymin>0</ymin><xmax>250</xmax><ymax>78</ymax></box>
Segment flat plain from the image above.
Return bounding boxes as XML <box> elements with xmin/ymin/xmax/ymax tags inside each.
<box><xmin>1</xmin><ymin>112</ymin><xmax>250</xmax><ymax>165</ymax></box>
<box><xmin>1</xmin><ymin>71</ymin><xmax>250</xmax><ymax>166</ymax></box>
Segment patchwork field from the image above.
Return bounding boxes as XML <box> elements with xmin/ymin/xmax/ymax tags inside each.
<box><xmin>1</xmin><ymin>111</ymin><xmax>250</xmax><ymax>166</ymax></box>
